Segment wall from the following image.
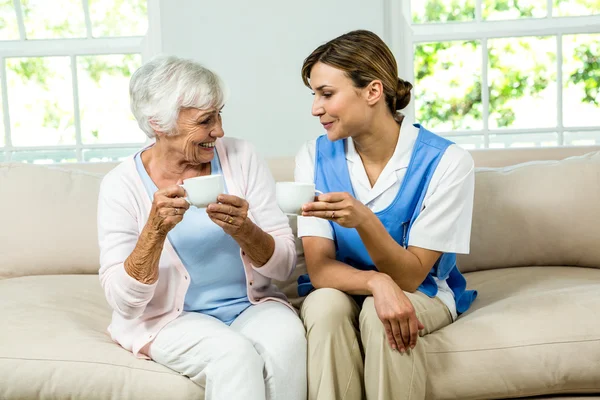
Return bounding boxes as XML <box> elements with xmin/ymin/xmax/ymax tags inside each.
<box><xmin>156</xmin><ymin>0</ymin><xmax>390</xmax><ymax>158</ymax></box>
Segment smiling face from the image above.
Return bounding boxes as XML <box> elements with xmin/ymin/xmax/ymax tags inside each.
<box><xmin>309</xmin><ymin>62</ymin><xmax>374</xmax><ymax>141</ymax></box>
<box><xmin>157</xmin><ymin>107</ymin><xmax>224</xmax><ymax>165</ymax></box>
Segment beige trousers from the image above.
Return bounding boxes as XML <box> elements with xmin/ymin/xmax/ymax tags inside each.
<box><xmin>301</xmin><ymin>288</ymin><xmax>452</xmax><ymax>400</ymax></box>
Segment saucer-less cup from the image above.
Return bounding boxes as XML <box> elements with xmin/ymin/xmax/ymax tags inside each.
<box><xmin>179</xmin><ymin>174</ymin><xmax>224</xmax><ymax>208</ymax></box>
<box><xmin>276</xmin><ymin>182</ymin><xmax>322</xmax><ymax>215</ymax></box>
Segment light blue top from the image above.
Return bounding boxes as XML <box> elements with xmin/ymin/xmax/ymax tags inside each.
<box><xmin>135</xmin><ymin>150</ymin><xmax>251</xmax><ymax>325</ymax></box>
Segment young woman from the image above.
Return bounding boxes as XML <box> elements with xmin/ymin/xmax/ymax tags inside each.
<box><xmin>295</xmin><ymin>30</ymin><xmax>477</xmax><ymax>400</ymax></box>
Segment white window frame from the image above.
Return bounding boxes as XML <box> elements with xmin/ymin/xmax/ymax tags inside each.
<box><xmin>384</xmin><ymin>0</ymin><xmax>600</xmax><ymax>148</ymax></box>
<box><xmin>0</xmin><ymin>0</ymin><xmax>161</xmax><ymax>162</ymax></box>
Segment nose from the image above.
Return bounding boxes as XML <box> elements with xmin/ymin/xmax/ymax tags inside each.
<box><xmin>311</xmin><ymin>98</ymin><xmax>324</xmax><ymax>117</ymax></box>
<box><xmin>210</xmin><ymin>117</ymin><xmax>225</xmax><ymax>138</ymax></box>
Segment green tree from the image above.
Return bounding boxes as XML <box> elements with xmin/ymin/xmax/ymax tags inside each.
<box><xmin>414</xmin><ymin>0</ymin><xmax>600</xmax><ymax>129</ymax></box>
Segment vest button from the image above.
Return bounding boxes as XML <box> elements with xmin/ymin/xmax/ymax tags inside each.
<box><xmin>249</xmin><ymin>281</ymin><xmax>253</xmax><ymax>286</ymax></box>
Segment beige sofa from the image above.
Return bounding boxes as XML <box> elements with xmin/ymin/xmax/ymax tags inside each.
<box><xmin>1</xmin><ymin>146</ymin><xmax>599</xmax><ymax>400</ymax></box>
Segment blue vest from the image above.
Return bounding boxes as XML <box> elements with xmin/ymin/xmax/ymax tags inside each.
<box><xmin>297</xmin><ymin>124</ymin><xmax>477</xmax><ymax>314</ymax></box>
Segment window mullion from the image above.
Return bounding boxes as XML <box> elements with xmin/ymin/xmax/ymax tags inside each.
<box><xmin>547</xmin><ymin>0</ymin><xmax>553</xmax><ymax>18</ymax></box>
<box><xmin>12</xmin><ymin>0</ymin><xmax>26</xmax><ymax>41</ymax></box>
<box><xmin>476</xmin><ymin>0</ymin><xmax>482</xmax><ymax>22</ymax></box>
<box><xmin>557</xmin><ymin>34</ymin><xmax>564</xmax><ymax>145</ymax></box>
<box><xmin>70</xmin><ymin>55</ymin><xmax>83</xmax><ymax>162</ymax></box>
<box><xmin>482</xmin><ymin>38</ymin><xmax>490</xmax><ymax>148</ymax></box>
<box><xmin>81</xmin><ymin>0</ymin><xmax>93</xmax><ymax>39</ymax></box>
<box><xmin>1</xmin><ymin>58</ymin><xmax>12</xmax><ymax>161</ymax></box>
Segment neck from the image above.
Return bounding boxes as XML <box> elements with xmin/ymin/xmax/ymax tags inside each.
<box><xmin>352</xmin><ymin>113</ymin><xmax>402</xmax><ymax>166</ymax></box>
<box><xmin>142</xmin><ymin>142</ymin><xmax>208</xmax><ymax>182</ymax></box>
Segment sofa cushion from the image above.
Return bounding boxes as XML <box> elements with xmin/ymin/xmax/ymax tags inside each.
<box><xmin>0</xmin><ymin>163</ymin><xmax>106</xmax><ymax>279</ymax></box>
<box><xmin>458</xmin><ymin>151</ymin><xmax>600</xmax><ymax>273</ymax></box>
<box><xmin>425</xmin><ymin>266</ymin><xmax>600</xmax><ymax>400</ymax></box>
<box><xmin>0</xmin><ymin>275</ymin><xmax>202</xmax><ymax>400</ymax></box>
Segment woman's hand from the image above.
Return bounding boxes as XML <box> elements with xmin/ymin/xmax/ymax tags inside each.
<box><xmin>207</xmin><ymin>194</ymin><xmax>252</xmax><ymax>238</ymax></box>
<box><xmin>148</xmin><ymin>180</ymin><xmax>190</xmax><ymax>236</ymax></box>
<box><xmin>301</xmin><ymin>192</ymin><xmax>372</xmax><ymax>228</ymax></box>
<box><xmin>368</xmin><ymin>273</ymin><xmax>425</xmax><ymax>353</ymax></box>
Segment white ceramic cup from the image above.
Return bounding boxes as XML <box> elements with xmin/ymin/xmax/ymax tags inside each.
<box><xmin>276</xmin><ymin>182</ymin><xmax>323</xmax><ymax>215</ymax></box>
<box><xmin>179</xmin><ymin>174</ymin><xmax>224</xmax><ymax>208</ymax></box>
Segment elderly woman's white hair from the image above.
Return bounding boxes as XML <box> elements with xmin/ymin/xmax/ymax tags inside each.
<box><xmin>130</xmin><ymin>55</ymin><xmax>227</xmax><ymax>138</ymax></box>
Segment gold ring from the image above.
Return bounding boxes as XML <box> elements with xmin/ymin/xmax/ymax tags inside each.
<box><xmin>174</xmin><ymin>208</ymin><xmax>179</xmax><ymax>215</ymax></box>
<box><xmin>228</xmin><ymin>216</ymin><xmax>234</xmax><ymax>224</ymax></box>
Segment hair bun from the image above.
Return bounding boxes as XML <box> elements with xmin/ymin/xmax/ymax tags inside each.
<box><xmin>395</xmin><ymin>78</ymin><xmax>413</xmax><ymax>110</ymax></box>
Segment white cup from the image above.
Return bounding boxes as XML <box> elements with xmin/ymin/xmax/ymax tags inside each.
<box><xmin>180</xmin><ymin>175</ymin><xmax>224</xmax><ymax>208</ymax></box>
<box><xmin>276</xmin><ymin>182</ymin><xmax>322</xmax><ymax>215</ymax></box>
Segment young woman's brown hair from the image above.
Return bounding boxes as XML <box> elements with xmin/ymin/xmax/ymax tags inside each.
<box><xmin>301</xmin><ymin>29</ymin><xmax>413</xmax><ymax>119</ymax></box>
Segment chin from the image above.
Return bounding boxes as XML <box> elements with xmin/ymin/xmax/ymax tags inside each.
<box><xmin>326</xmin><ymin>128</ymin><xmax>348</xmax><ymax>142</ymax></box>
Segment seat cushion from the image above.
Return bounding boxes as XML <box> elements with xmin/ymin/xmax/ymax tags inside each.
<box><xmin>0</xmin><ymin>275</ymin><xmax>202</xmax><ymax>400</ymax></box>
<box><xmin>425</xmin><ymin>266</ymin><xmax>600</xmax><ymax>400</ymax></box>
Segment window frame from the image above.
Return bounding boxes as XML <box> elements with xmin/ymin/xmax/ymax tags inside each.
<box><xmin>0</xmin><ymin>0</ymin><xmax>159</xmax><ymax>162</ymax></box>
<box><xmin>385</xmin><ymin>0</ymin><xmax>600</xmax><ymax>148</ymax></box>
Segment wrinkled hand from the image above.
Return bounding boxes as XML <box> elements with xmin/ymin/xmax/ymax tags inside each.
<box><xmin>207</xmin><ymin>194</ymin><xmax>251</xmax><ymax>237</ymax></box>
<box><xmin>370</xmin><ymin>274</ymin><xmax>425</xmax><ymax>353</ymax></box>
<box><xmin>301</xmin><ymin>192</ymin><xmax>371</xmax><ymax>228</ymax></box>
<box><xmin>148</xmin><ymin>179</ymin><xmax>190</xmax><ymax>236</ymax></box>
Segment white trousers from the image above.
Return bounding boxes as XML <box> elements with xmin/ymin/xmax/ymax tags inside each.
<box><xmin>150</xmin><ymin>301</ymin><xmax>307</xmax><ymax>400</ymax></box>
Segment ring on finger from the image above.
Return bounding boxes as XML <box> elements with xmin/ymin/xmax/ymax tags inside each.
<box><xmin>229</xmin><ymin>205</ymin><xmax>233</xmax><ymax>215</ymax></box>
<box><xmin>227</xmin><ymin>216</ymin><xmax>234</xmax><ymax>224</ymax></box>
<box><xmin>174</xmin><ymin>208</ymin><xmax>179</xmax><ymax>215</ymax></box>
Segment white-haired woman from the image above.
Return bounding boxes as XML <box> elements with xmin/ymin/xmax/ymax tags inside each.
<box><xmin>97</xmin><ymin>56</ymin><xmax>307</xmax><ymax>400</ymax></box>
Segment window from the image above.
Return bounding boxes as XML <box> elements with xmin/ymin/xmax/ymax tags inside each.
<box><xmin>404</xmin><ymin>0</ymin><xmax>600</xmax><ymax>149</ymax></box>
<box><xmin>0</xmin><ymin>0</ymin><xmax>148</xmax><ymax>163</ymax></box>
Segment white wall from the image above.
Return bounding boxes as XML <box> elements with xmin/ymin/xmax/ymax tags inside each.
<box><xmin>156</xmin><ymin>0</ymin><xmax>389</xmax><ymax>158</ymax></box>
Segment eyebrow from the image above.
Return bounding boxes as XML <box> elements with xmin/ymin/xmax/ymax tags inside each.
<box><xmin>314</xmin><ymin>85</ymin><xmax>333</xmax><ymax>91</ymax></box>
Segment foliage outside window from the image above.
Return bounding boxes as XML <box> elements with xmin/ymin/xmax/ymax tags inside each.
<box><xmin>411</xmin><ymin>0</ymin><xmax>600</xmax><ymax>149</ymax></box>
<box><xmin>0</xmin><ymin>0</ymin><xmax>148</xmax><ymax>163</ymax></box>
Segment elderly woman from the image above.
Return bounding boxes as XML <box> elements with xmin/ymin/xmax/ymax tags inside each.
<box><xmin>97</xmin><ymin>56</ymin><xmax>307</xmax><ymax>400</ymax></box>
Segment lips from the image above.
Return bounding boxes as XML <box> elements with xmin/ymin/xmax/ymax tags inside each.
<box><xmin>321</xmin><ymin>121</ymin><xmax>334</xmax><ymax>130</ymax></box>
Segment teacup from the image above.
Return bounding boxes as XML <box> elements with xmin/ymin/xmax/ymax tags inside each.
<box><xmin>180</xmin><ymin>175</ymin><xmax>224</xmax><ymax>208</ymax></box>
<box><xmin>276</xmin><ymin>182</ymin><xmax>322</xmax><ymax>215</ymax></box>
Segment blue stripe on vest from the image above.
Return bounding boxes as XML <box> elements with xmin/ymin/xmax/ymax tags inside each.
<box><xmin>297</xmin><ymin>124</ymin><xmax>477</xmax><ymax>314</ymax></box>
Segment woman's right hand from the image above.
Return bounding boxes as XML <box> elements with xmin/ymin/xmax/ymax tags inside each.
<box><xmin>147</xmin><ymin>180</ymin><xmax>190</xmax><ymax>236</ymax></box>
<box><xmin>368</xmin><ymin>273</ymin><xmax>425</xmax><ymax>353</ymax></box>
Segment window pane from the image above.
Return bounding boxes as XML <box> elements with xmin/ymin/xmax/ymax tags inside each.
<box><xmin>489</xmin><ymin>133</ymin><xmax>558</xmax><ymax>148</ymax></box>
<box><xmin>564</xmin><ymin>131</ymin><xmax>600</xmax><ymax>146</ymax></box>
<box><xmin>563</xmin><ymin>34</ymin><xmax>600</xmax><ymax>127</ymax></box>
<box><xmin>0</xmin><ymin>152</ymin><xmax>5</xmax><ymax>161</ymax></box>
<box><xmin>89</xmin><ymin>0</ymin><xmax>147</xmax><ymax>37</ymax></box>
<box><xmin>0</xmin><ymin>0</ymin><xmax>19</xmax><ymax>40</ymax></box>
<box><xmin>20</xmin><ymin>0</ymin><xmax>85</xmax><ymax>39</ymax></box>
<box><xmin>11</xmin><ymin>149</ymin><xmax>77</xmax><ymax>164</ymax></box>
<box><xmin>488</xmin><ymin>36</ymin><xmax>557</xmax><ymax>129</ymax></box>
<box><xmin>554</xmin><ymin>0</ymin><xmax>600</xmax><ymax>16</ymax></box>
<box><xmin>83</xmin><ymin>147</ymin><xmax>140</xmax><ymax>162</ymax></box>
<box><xmin>411</xmin><ymin>0</ymin><xmax>475</xmax><ymax>23</ymax></box>
<box><xmin>415</xmin><ymin>41</ymin><xmax>482</xmax><ymax>131</ymax></box>
<box><xmin>77</xmin><ymin>54</ymin><xmax>145</xmax><ymax>144</ymax></box>
<box><xmin>6</xmin><ymin>57</ymin><xmax>75</xmax><ymax>146</ymax></box>
<box><xmin>441</xmin><ymin>134</ymin><xmax>485</xmax><ymax>149</ymax></box>
<box><xmin>483</xmin><ymin>0</ymin><xmax>547</xmax><ymax>20</ymax></box>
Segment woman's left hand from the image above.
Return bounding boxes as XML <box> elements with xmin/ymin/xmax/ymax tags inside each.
<box><xmin>301</xmin><ymin>192</ymin><xmax>371</xmax><ymax>229</ymax></box>
<box><xmin>207</xmin><ymin>194</ymin><xmax>252</xmax><ymax>237</ymax></box>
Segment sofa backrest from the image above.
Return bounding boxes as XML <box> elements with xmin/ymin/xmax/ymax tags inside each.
<box><xmin>457</xmin><ymin>151</ymin><xmax>600</xmax><ymax>272</ymax></box>
<box><xmin>1</xmin><ymin>147</ymin><xmax>599</xmax><ymax>280</ymax></box>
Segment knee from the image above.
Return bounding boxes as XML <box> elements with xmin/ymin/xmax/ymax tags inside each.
<box><xmin>301</xmin><ymin>288</ymin><xmax>357</xmax><ymax>333</ymax></box>
<box><xmin>216</xmin><ymin>335</ymin><xmax>264</xmax><ymax>371</ymax></box>
<box><xmin>359</xmin><ymin>297</ymin><xmax>386</xmax><ymax>340</ymax></box>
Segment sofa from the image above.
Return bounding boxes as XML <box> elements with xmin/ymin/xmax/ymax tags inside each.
<box><xmin>1</xmin><ymin>145</ymin><xmax>599</xmax><ymax>400</ymax></box>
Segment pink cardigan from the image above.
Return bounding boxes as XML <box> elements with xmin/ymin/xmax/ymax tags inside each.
<box><xmin>97</xmin><ymin>137</ymin><xmax>296</xmax><ymax>359</ymax></box>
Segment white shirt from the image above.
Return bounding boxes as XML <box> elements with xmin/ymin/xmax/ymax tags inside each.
<box><xmin>294</xmin><ymin>122</ymin><xmax>475</xmax><ymax>320</ymax></box>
